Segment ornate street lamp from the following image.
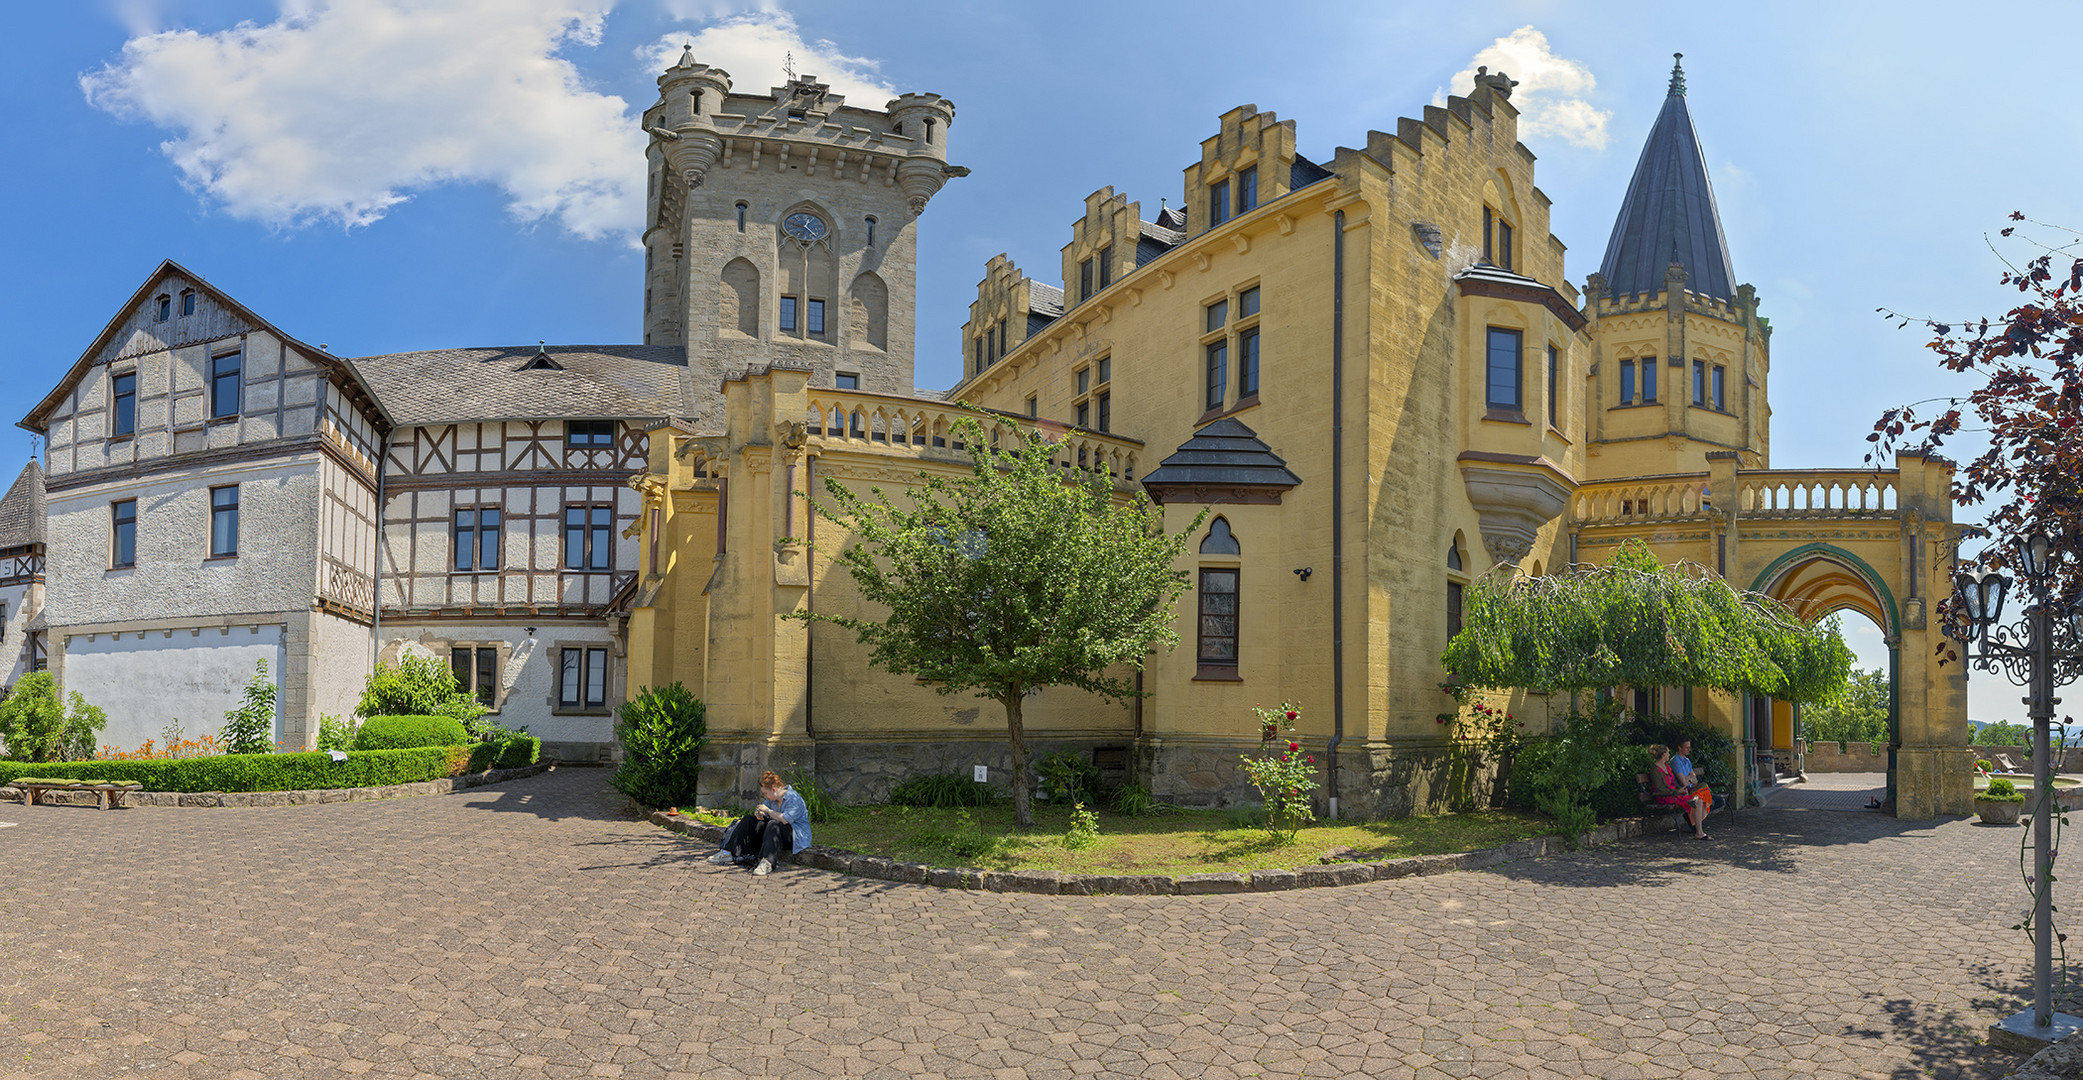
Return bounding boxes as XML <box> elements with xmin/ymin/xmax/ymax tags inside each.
<box><xmin>1948</xmin><ymin>532</ymin><xmax>2083</xmax><ymax>1044</ymax></box>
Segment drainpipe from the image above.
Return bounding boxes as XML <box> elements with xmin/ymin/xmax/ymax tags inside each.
<box><xmin>804</xmin><ymin>453</ymin><xmax>815</xmax><ymax>739</ymax></box>
<box><xmin>1326</xmin><ymin>209</ymin><xmax>1347</xmax><ymax>819</ymax></box>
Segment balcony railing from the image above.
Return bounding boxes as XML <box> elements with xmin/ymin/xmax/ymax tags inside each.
<box><xmin>803</xmin><ymin>389</ymin><xmax>1144</xmax><ymax>485</ymax></box>
<box><xmin>1574</xmin><ymin>468</ymin><xmax>1903</xmax><ymax>527</ymax></box>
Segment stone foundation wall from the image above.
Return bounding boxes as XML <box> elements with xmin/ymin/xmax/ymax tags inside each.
<box><xmin>698</xmin><ymin>732</ymin><xmax>1496</xmax><ymax>819</ymax></box>
<box><xmin>1803</xmin><ymin>740</ymin><xmax>2083</xmax><ymax>774</ymax></box>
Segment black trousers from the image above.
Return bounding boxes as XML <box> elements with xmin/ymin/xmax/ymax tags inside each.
<box><xmin>719</xmin><ymin>814</ymin><xmax>794</xmax><ymax>864</ymax></box>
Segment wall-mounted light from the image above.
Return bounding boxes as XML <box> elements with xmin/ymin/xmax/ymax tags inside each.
<box><xmin>1293</xmin><ymin>567</ymin><xmax>1313</xmax><ymax>582</ymax></box>
<box><xmin>524</xmin><ymin>626</ymin><xmax>537</xmax><ymax>638</ymax></box>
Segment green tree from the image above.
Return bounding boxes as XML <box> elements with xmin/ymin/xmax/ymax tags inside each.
<box><xmin>1975</xmin><ymin>719</ymin><xmax>2032</xmax><ymax>746</ymax></box>
<box><xmin>800</xmin><ymin>416</ymin><xmax>1202</xmax><ymax>828</ymax></box>
<box><xmin>1800</xmin><ymin>667</ymin><xmax>1890</xmax><ymax>746</ymax></box>
<box><xmin>219</xmin><ymin>659</ymin><xmax>279</xmax><ymax>755</ymax></box>
<box><xmin>356</xmin><ymin>653</ymin><xmax>490</xmax><ymax>733</ymax></box>
<box><xmin>0</xmin><ymin>673</ymin><xmax>108</xmax><ymax>762</ymax></box>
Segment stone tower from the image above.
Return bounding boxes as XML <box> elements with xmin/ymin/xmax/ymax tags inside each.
<box><xmin>1581</xmin><ymin>55</ymin><xmax>1771</xmax><ymax>479</ymax></box>
<box><xmin>639</xmin><ymin>47</ymin><xmax>963</xmax><ymax>426</ymax></box>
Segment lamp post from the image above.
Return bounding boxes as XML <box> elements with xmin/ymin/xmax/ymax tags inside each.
<box><xmin>1948</xmin><ymin>532</ymin><xmax>2083</xmax><ymax>1044</ymax></box>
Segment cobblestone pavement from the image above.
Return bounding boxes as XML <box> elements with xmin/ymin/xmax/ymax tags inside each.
<box><xmin>1760</xmin><ymin>772</ymin><xmax>1887</xmax><ymax>811</ymax></box>
<box><xmin>0</xmin><ymin>766</ymin><xmax>2049</xmax><ymax>1079</ymax></box>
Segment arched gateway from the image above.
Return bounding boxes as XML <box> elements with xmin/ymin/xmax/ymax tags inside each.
<box><xmin>1570</xmin><ymin>455</ymin><xmax>1973</xmax><ymax>816</ymax></box>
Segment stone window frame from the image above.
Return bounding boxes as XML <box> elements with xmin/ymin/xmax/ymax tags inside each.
<box><xmin>1446</xmin><ymin>532</ymin><xmax>1470</xmax><ymax>641</ymax></box>
<box><xmin>552</xmin><ymin>642</ymin><xmax>612</xmax><ymax>714</ymax></box>
<box><xmin>1194</xmin><ymin>517</ymin><xmax>1243</xmax><ymax>681</ymax></box>
<box><xmin>1484</xmin><ymin>326</ymin><xmax>1525</xmax><ymax>419</ymax></box>
<box><xmin>447</xmin><ymin>641</ymin><xmax>510</xmax><ymax>713</ymax></box>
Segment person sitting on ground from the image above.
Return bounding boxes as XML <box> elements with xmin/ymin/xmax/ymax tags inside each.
<box><xmin>708</xmin><ymin>770</ymin><xmax>812</xmax><ymax>876</ymax></box>
<box><xmin>1671</xmin><ymin>737</ymin><xmax>1715</xmax><ymax>811</ymax></box>
<box><xmin>1647</xmin><ymin>743</ymin><xmax>1711</xmax><ymax>839</ymax></box>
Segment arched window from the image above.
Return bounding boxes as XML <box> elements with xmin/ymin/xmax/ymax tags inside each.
<box><xmin>1197</xmin><ymin>518</ymin><xmax>1240</xmax><ymax>678</ymax></box>
<box><xmin>720</xmin><ymin>257</ymin><xmax>759</xmax><ymax>337</ymax></box>
<box><xmin>849</xmin><ymin>272</ymin><xmax>888</xmax><ymax>350</ymax></box>
<box><xmin>735</xmin><ymin>201</ymin><xmax>747</xmax><ymax>232</ymax></box>
<box><xmin>1446</xmin><ymin>533</ymin><xmax>1468</xmax><ymax>639</ymax></box>
<box><xmin>864</xmin><ymin>215</ymin><xmax>877</xmax><ymax>247</ymax></box>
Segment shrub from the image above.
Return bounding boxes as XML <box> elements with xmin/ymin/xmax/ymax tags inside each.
<box><xmin>1982</xmin><ymin>777</ymin><xmax>2027</xmax><ymax>802</ymax></box>
<box><xmin>356</xmin><ymin>654</ymin><xmax>490</xmax><ymax>731</ymax></box>
<box><xmin>1620</xmin><ymin>712</ymin><xmax>1737</xmax><ymax>797</ymax></box>
<box><xmin>0</xmin><ymin>673</ymin><xmax>107</xmax><ymax>763</ymax></box>
<box><xmin>1975</xmin><ymin>758</ymin><xmax>1995</xmax><ymax>773</ymax></box>
<box><xmin>889</xmin><ymin>772</ymin><xmax>1005</xmax><ymax>808</ymax></box>
<box><xmin>611</xmin><ymin>683</ymin><xmax>707</xmax><ymax>810</ymax></box>
<box><xmin>1109</xmin><ymin>782</ymin><xmax>1159</xmax><ymax>817</ymax></box>
<box><xmin>1063</xmin><ymin>804</ymin><xmax>1100</xmax><ymax>849</ymax></box>
<box><xmin>1034</xmin><ymin>750</ymin><xmax>1102</xmax><ymax>804</ymax></box>
<box><xmin>787</xmin><ymin>771</ymin><xmax>838</xmax><ymax>823</ymax></box>
<box><xmin>219</xmin><ymin>659</ymin><xmax>279</xmax><ymax>755</ymax></box>
<box><xmin>353</xmin><ymin>714</ymin><xmax>470</xmax><ymax>751</ymax></box>
<box><xmin>316</xmin><ymin>714</ymin><xmax>358</xmax><ymax>752</ymax></box>
<box><xmin>0</xmin><ymin>737</ymin><xmax>537</xmax><ymax>792</ymax></box>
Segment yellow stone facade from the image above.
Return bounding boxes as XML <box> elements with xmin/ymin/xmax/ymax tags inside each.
<box><xmin>626</xmin><ymin>60</ymin><xmax>1973</xmax><ymax>818</ymax></box>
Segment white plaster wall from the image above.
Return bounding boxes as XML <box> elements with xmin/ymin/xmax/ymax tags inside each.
<box><xmin>307</xmin><ymin>610</ymin><xmax>371</xmax><ymax>734</ymax></box>
<box><xmin>45</xmin><ymin>455</ymin><xmax>321</xmax><ymax>626</ymax></box>
<box><xmin>379</xmin><ymin>621</ymin><xmax>620</xmax><ymax>753</ymax></box>
<box><xmin>67</xmin><ymin>623</ymin><xmax>285</xmax><ymax>754</ymax></box>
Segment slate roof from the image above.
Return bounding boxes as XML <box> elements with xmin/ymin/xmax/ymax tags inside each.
<box><xmin>348</xmin><ymin>345</ymin><xmax>691</xmax><ymax>426</ymax></box>
<box><xmin>0</xmin><ymin>461</ymin><xmax>45</xmax><ymax>550</ymax></box>
<box><xmin>1289</xmin><ymin>154</ymin><xmax>1334</xmax><ymax>191</ymax></box>
<box><xmin>1140</xmin><ymin>418</ymin><xmax>1302</xmax><ymax>492</ymax></box>
<box><xmin>1027</xmin><ymin>282</ymin><xmax>1066</xmax><ymax>318</ymax></box>
<box><xmin>1596</xmin><ymin>56</ymin><xmax>1737</xmax><ymax>302</ymax></box>
<box><xmin>1136</xmin><ymin>219</ymin><xmax>1185</xmax><ymax>268</ymax></box>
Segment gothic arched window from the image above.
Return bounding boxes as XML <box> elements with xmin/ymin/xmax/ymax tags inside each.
<box><xmin>1197</xmin><ymin>518</ymin><xmax>1240</xmax><ymax>678</ymax></box>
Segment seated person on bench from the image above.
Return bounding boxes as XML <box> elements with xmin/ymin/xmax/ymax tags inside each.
<box><xmin>1648</xmin><ymin>744</ymin><xmax>1711</xmax><ymax>839</ymax></box>
<box><xmin>1671</xmin><ymin>738</ymin><xmax>1714</xmax><ymax>810</ymax></box>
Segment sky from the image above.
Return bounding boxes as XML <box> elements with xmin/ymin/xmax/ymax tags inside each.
<box><xmin>5</xmin><ymin>0</ymin><xmax>2081</xmax><ymax>726</ymax></box>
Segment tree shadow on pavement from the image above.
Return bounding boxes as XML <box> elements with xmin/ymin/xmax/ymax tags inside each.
<box><xmin>1839</xmin><ymin>960</ymin><xmax>2027</xmax><ymax>1079</ymax></box>
<box><xmin>457</xmin><ymin>769</ymin><xmax>641</xmax><ymax>824</ymax></box>
<box><xmin>1485</xmin><ymin>807</ymin><xmax>1958</xmax><ymax>889</ymax></box>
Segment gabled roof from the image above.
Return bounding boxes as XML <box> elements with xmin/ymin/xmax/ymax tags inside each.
<box><xmin>0</xmin><ymin>461</ymin><xmax>45</xmax><ymax>550</ymax></box>
<box><xmin>348</xmin><ymin>345</ymin><xmax>690</xmax><ymax>427</ymax></box>
<box><xmin>1141</xmin><ymin>418</ymin><xmax>1302</xmax><ymax>504</ymax></box>
<box><xmin>19</xmin><ymin>259</ymin><xmax>388</xmax><ymax>434</ymax></box>
<box><xmin>1595</xmin><ymin>55</ymin><xmax>1737</xmax><ymax>302</ymax></box>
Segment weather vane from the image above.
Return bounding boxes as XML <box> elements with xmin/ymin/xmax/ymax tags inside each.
<box><xmin>784</xmin><ymin>51</ymin><xmax>795</xmax><ymax>81</ymax></box>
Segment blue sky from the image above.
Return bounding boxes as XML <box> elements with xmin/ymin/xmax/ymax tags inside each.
<box><xmin>5</xmin><ymin>0</ymin><xmax>2080</xmax><ymax>724</ymax></box>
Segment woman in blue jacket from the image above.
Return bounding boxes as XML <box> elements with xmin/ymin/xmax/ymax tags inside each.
<box><xmin>709</xmin><ymin>770</ymin><xmax>812</xmax><ymax>876</ymax></box>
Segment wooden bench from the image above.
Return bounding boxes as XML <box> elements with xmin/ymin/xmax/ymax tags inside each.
<box><xmin>10</xmin><ymin>778</ymin><xmax>143</xmax><ymax>810</ymax></box>
<box><xmin>1636</xmin><ymin>772</ymin><xmax>1709</xmax><ymax>828</ymax></box>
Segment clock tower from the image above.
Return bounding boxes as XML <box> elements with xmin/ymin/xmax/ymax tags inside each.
<box><xmin>639</xmin><ymin>48</ymin><xmax>962</xmax><ymax>426</ymax></box>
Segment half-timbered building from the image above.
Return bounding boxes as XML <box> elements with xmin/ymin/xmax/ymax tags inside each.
<box><xmin>0</xmin><ymin>462</ymin><xmax>49</xmax><ymax>686</ymax></box>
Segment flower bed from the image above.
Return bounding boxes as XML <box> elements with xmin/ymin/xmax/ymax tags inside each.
<box><xmin>0</xmin><ymin>737</ymin><xmax>538</xmax><ymax>793</ymax></box>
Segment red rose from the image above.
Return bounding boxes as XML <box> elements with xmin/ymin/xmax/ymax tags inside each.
<box><xmin>1307</xmin><ymin>756</ymin><xmax>1315</xmax><ymax>764</ymax></box>
<box><xmin>1286</xmin><ymin>710</ymin><xmax>1298</xmax><ymax>720</ymax></box>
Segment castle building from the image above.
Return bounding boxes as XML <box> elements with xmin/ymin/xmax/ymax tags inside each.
<box><xmin>15</xmin><ymin>56</ymin><xmax>961</xmax><ymax>761</ymax></box>
<box><xmin>624</xmin><ymin>55</ymin><xmax>1971</xmax><ymax>817</ymax></box>
<box><xmin>19</xmin><ymin>49</ymin><xmax>1971</xmax><ymax>815</ymax></box>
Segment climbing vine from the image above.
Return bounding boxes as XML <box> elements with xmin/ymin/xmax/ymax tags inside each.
<box><xmin>1440</xmin><ymin>539</ymin><xmax>1853</xmax><ymax>704</ymax></box>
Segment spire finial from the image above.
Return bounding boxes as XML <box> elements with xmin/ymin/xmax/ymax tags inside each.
<box><xmin>1669</xmin><ymin>52</ymin><xmax>1686</xmax><ymax>96</ymax></box>
<box><xmin>784</xmin><ymin>50</ymin><xmax>795</xmax><ymax>81</ymax></box>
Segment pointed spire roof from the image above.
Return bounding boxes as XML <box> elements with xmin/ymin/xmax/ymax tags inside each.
<box><xmin>0</xmin><ymin>460</ymin><xmax>46</xmax><ymax>550</ymax></box>
<box><xmin>1596</xmin><ymin>54</ymin><xmax>1737</xmax><ymax>302</ymax></box>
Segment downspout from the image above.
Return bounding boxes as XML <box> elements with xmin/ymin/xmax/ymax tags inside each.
<box><xmin>803</xmin><ymin>454</ymin><xmax>815</xmax><ymax>739</ymax></box>
<box><xmin>370</xmin><ymin>428</ymin><xmax>390</xmax><ymax>670</ymax></box>
<box><xmin>1326</xmin><ymin>209</ymin><xmax>1347</xmax><ymax>819</ymax></box>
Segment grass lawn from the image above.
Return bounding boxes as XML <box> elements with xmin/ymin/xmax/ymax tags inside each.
<box><xmin>686</xmin><ymin>802</ymin><xmax>1551</xmax><ymax>877</ymax></box>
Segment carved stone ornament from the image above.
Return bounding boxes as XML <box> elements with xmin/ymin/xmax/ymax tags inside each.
<box><xmin>1459</xmin><ymin>462</ymin><xmax>1572</xmax><ymax>569</ymax></box>
<box><xmin>776</xmin><ymin>420</ymin><xmax>809</xmax><ymax>452</ymax></box>
<box><xmin>1481</xmin><ymin>533</ymin><xmax>1534</xmax><ymax>567</ymax></box>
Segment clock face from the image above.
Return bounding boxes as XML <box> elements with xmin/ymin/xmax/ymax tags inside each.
<box><xmin>782</xmin><ymin>212</ymin><xmax>828</xmax><ymax>242</ymax></box>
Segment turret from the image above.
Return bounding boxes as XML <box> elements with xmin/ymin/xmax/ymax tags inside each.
<box><xmin>886</xmin><ymin>93</ymin><xmax>957</xmax><ymax>215</ymax></box>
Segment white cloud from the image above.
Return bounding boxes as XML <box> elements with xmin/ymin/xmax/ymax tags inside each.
<box><xmin>644</xmin><ymin>8</ymin><xmax>896</xmax><ymax>107</ymax></box>
<box><xmin>81</xmin><ymin>0</ymin><xmax>643</xmax><ymax>238</ymax></box>
<box><xmin>1440</xmin><ymin>27</ymin><xmax>1610</xmax><ymax>151</ymax></box>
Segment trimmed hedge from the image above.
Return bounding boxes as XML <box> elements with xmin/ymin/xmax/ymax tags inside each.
<box><xmin>354</xmin><ymin>714</ymin><xmax>470</xmax><ymax>751</ymax></box>
<box><xmin>0</xmin><ymin>737</ymin><xmax>539</xmax><ymax>793</ymax></box>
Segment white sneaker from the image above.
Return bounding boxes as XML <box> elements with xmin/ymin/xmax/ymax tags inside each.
<box><xmin>707</xmin><ymin>851</ymin><xmax>732</xmax><ymax>865</ymax></box>
<box><xmin>753</xmin><ymin>858</ymin><xmax>772</xmax><ymax>876</ymax></box>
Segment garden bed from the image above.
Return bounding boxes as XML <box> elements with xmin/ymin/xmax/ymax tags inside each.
<box><xmin>648</xmin><ymin>802</ymin><xmax>1663</xmax><ymax>894</ymax></box>
<box><xmin>2</xmin><ymin>761</ymin><xmax>553</xmax><ymax>807</ymax></box>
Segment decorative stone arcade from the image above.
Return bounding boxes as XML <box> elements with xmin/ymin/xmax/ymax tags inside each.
<box><xmin>1570</xmin><ymin>452</ymin><xmax>1974</xmax><ymax>818</ymax></box>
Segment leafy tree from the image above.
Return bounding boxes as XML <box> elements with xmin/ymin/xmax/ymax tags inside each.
<box><xmin>0</xmin><ymin>673</ymin><xmax>108</xmax><ymax>762</ymax></box>
<box><xmin>1975</xmin><ymin>719</ymin><xmax>2032</xmax><ymax>746</ymax></box>
<box><xmin>1802</xmin><ymin>667</ymin><xmax>1891</xmax><ymax>746</ymax></box>
<box><xmin>219</xmin><ymin>659</ymin><xmax>278</xmax><ymax>755</ymax></box>
<box><xmin>356</xmin><ymin>653</ymin><xmax>490</xmax><ymax>733</ymax></box>
<box><xmin>1441</xmin><ymin>539</ymin><xmax>1853</xmax><ymax>703</ymax></box>
<box><xmin>1870</xmin><ymin>215</ymin><xmax>2083</xmax><ymax>597</ymax></box>
<box><xmin>801</xmin><ymin>415</ymin><xmax>1202</xmax><ymax>828</ymax></box>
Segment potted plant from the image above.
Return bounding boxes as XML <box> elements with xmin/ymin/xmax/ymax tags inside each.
<box><xmin>1975</xmin><ymin>777</ymin><xmax>2027</xmax><ymax>825</ymax></box>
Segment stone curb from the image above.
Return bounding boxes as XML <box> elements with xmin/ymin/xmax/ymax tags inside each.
<box><xmin>647</xmin><ymin>810</ymin><xmax>1665</xmax><ymax>895</ymax></box>
<box><xmin>0</xmin><ymin>762</ymin><xmax>555</xmax><ymax>808</ymax></box>
<box><xmin>2000</xmin><ymin>1027</ymin><xmax>2083</xmax><ymax>1079</ymax></box>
